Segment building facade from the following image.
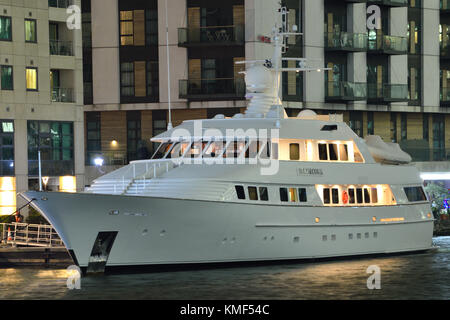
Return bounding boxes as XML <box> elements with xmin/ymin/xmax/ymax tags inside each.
<box><xmin>83</xmin><ymin>0</ymin><xmax>450</xmax><ymax>186</ymax></box>
<box><xmin>0</xmin><ymin>0</ymin><xmax>84</xmax><ymax>214</ymax></box>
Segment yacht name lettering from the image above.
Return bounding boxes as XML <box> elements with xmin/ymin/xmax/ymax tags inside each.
<box><xmin>297</xmin><ymin>168</ymin><xmax>324</xmax><ymax>176</ymax></box>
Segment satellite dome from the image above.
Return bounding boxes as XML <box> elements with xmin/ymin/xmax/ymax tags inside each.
<box><xmin>245</xmin><ymin>65</ymin><xmax>274</xmax><ymax>93</ymax></box>
<box><xmin>297</xmin><ymin>109</ymin><xmax>317</xmax><ymax>119</ymax></box>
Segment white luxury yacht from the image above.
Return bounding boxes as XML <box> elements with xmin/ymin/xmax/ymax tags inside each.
<box><xmin>22</xmin><ymin>7</ymin><xmax>433</xmax><ymax>273</ymax></box>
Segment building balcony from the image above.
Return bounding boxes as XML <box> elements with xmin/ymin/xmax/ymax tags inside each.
<box><xmin>325</xmin><ymin>81</ymin><xmax>367</xmax><ymax>102</ymax></box>
<box><xmin>51</xmin><ymin>88</ymin><xmax>75</xmax><ymax>103</ymax></box>
<box><xmin>48</xmin><ymin>0</ymin><xmax>73</xmax><ymax>8</ymax></box>
<box><xmin>325</xmin><ymin>32</ymin><xmax>368</xmax><ymax>52</ymax></box>
<box><xmin>50</xmin><ymin>40</ymin><xmax>74</xmax><ymax>56</ymax></box>
<box><xmin>440</xmin><ymin>42</ymin><xmax>450</xmax><ymax>59</ymax></box>
<box><xmin>367</xmin><ymin>83</ymin><xmax>408</xmax><ymax>103</ymax></box>
<box><xmin>178</xmin><ymin>25</ymin><xmax>244</xmax><ymax>47</ymax></box>
<box><xmin>400</xmin><ymin>147</ymin><xmax>450</xmax><ymax>162</ymax></box>
<box><xmin>441</xmin><ymin>87</ymin><xmax>450</xmax><ymax>106</ymax></box>
<box><xmin>28</xmin><ymin>160</ymin><xmax>74</xmax><ymax>177</ymax></box>
<box><xmin>179</xmin><ymin>78</ymin><xmax>245</xmax><ymax>101</ymax></box>
<box><xmin>368</xmin><ymin>35</ymin><xmax>408</xmax><ymax>54</ymax></box>
<box><xmin>86</xmin><ymin>151</ymin><xmax>128</xmax><ymax>166</ymax></box>
<box><xmin>367</xmin><ymin>0</ymin><xmax>408</xmax><ymax>7</ymax></box>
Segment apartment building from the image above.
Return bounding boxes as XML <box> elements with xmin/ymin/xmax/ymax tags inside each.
<box><xmin>83</xmin><ymin>0</ymin><xmax>449</xmax><ymax>186</ymax></box>
<box><xmin>0</xmin><ymin>0</ymin><xmax>84</xmax><ymax>214</ymax></box>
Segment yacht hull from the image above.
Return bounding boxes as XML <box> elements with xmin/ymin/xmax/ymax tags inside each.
<box><xmin>21</xmin><ymin>191</ymin><xmax>434</xmax><ymax>269</ymax></box>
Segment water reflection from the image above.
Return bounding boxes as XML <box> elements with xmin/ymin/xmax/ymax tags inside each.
<box><xmin>1</xmin><ymin>237</ymin><xmax>450</xmax><ymax>300</ymax></box>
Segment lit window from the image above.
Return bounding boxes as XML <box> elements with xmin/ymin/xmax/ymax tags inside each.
<box><xmin>26</xmin><ymin>67</ymin><xmax>38</xmax><ymax>91</ymax></box>
<box><xmin>248</xmin><ymin>186</ymin><xmax>258</xmax><ymax>201</ymax></box>
<box><xmin>25</xmin><ymin>19</ymin><xmax>37</xmax><ymax>43</ymax></box>
<box><xmin>120</xmin><ymin>11</ymin><xmax>134</xmax><ymax>45</ymax></box>
<box><xmin>339</xmin><ymin>144</ymin><xmax>348</xmax><ymax>161</ymax></box>
<box><xmin>289</xmin><ymin>143</ymin><xmax>300</xmax><ymax>160</ymax></box>
<box><xmin>371</xmin><ymin>188</ymin><xmax>378</xmax><ymax>203</ymax></box>
<box><xmin>289</xmin><ymin>187</ymin><xmax>297</xmax><ymax>202</ymax></box>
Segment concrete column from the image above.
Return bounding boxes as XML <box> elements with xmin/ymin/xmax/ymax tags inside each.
<box><xmin>422</xmin><ymin>0</ymin><xmax>440</xmax><ymax>111</ymax></box>
<box><xmin>91</xmin><ymin>0</ymin><xmax>120</xmax><ymax>105</ymax></box>
<box><xmin>389</xmin><ymin>7</ymin><xmax>408</xmax><ymax>108</ymax></box>
<box><xmin>348</xmin><ymin>3</ymin><xmax>367</xmax><ymax>109</ymax></box>
<box><xmin>74</xmin><ymin>112</ymin><xmax>85</xmax><ymax>191</ymax></box>
<box><xmin>303</xmin><ymin>0</ymin><xmax>325</xmax><ymax>107</ymax></box>
<box><xmin>158</xmin><ymin>0</ymin><xmax>188</xmax><ymax>110</ymax></box>
<box><xmin>14</xmin><ymin>119</ymin><xmax>28</xmax><ymax>211</ymax></box>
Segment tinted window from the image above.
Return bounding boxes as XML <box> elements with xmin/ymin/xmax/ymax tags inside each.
<box><xmin>348</xmin><ymin>188</ymin><xmax>355</xmax><ymax>204</ymax></box>
<box><xmin>339</xmin><ymin>144</ymin><xmax>348</xmax><ymax>161</ymax></box>
<box><xmin>329</xmin><ymin>144</ymin><xmax>338</xmax><ymax>161</ymax></box>
<box><xmin>259</xmin><ymin>187</ymin><xmax>269</xmax><ymax>201</ymax></box>
<box><xmin>364</xmin><ymin>188</ymin><xmax>371</xmax><ymax>203</ymax></box>
<box><xmin>404</xmin><ymin>186</ymin><xmax>427</xmax><ymax>202</ymax></box>
<box><xmin>235</xmin><ymin>186</ymin><xmax>245</xmax><ymax>200</ymax></box>
<box><xmin>356</xmin><ymin>188</ymin><xmax>363</xmax><ymax>204</ymax></box>
<box><xmin>280</xmin><ymin>188</ymin><xmax>288</xmax><ymax>202</ymax></box>
<box><xmin>318</xmin><ymin>144</ymin><xmax>328</xmax><ymax>160</ymax></box>
<box><xmin>298</xmin><ymin>188</ymin><xmax>307</xmax><ymax>202</ymax></box>
<box><xmin>332</xmin><ymin>188</ymin><xmax>339</xmax><ymax>204</ymax></box>
<box><xmin>323</xmin><ymin>188</ymin><xmax>330</xmax><ymax>204</ymax></box>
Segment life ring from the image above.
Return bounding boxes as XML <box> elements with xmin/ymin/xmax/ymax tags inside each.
<box><xmin>342</xmin><ymin>191</ymin><xmax>349</xmax><ymax>204</ymax></box>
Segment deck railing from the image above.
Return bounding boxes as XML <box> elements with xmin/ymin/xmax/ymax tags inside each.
<box><xmin>0</xmin><ymin>223</ymin><xmax>64</xmax><ymax>248</ymax></box>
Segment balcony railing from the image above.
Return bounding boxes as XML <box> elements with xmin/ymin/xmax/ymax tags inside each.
<box><xmin>28</xmin><ymin>160</ymin><xmax>74</xmax><ymax>177</ymax></box>
<box><xmin>325</xmin><ymin>32</ymin><xmax>368</xmax><ymax>52</ymax></box>
<box><xmin>50</xmin><ymin>40</ymin><xmax>74</xmax><ymax>56</ymax></box>
<box><xmin>326</xmin><ymin>81</ymin><xmax>367</xmax><ymax>101</ymax></box>
<box><xmin>401</xmin><ymin>147</ymin><xmax>450</xmax><ymax>162</ymax></box>
<box><xmin>178</xmin><ymin>25</ymin><xmax>244</xmax><ymax>47</ymax></box>
<box><xmin>179</xmin><ymin>78</ymin><xmax>246</xmax><ymax>100</ymax></box>
<box><xmin>48</xmin><ymin>0</ymin><xmax>73</xmax><ymax>8</ymax></box>
<box><xmin>440</xmin><ymin>42</ymin><xmax>450</xmax><ymax>58</ymax></box>
<box><xmin>367</xmin><ymin>83</ymin><xmax>408</xmax><ymax>102</ymax></box>
<box><xmin>441</xmin><ymin>87</ymin><xmax>450</xmax><ymax>106</ymax></box>
<box><xmin>86</xmin><ymin>151</ymin><xmax>128</xmax><ymax>166</ymax></box>
<box><xmin>51</xmin><ymin>88</ymin><xmax>75</xmax><ymax>103</ymax></box>
<box><xmin>368</xmin><ymin>35</ymin><xmax>408</xmax><ymax>54</ymax></box>
<box><xmin>367</xmin><ymin>0</ymin><xmax>408</xmax><ymax>6</ymax></box>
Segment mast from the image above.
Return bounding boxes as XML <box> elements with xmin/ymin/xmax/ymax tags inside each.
<box><xmin>165</xmin><ymin>0</ymin><xmax>173</xmax><ymax>130</ymax></box>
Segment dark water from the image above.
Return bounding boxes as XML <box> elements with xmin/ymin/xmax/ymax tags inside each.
<box><xmin>1</xmin><ymin>237</ymin><xmax>450</xmax><ymax>300</ymax></box>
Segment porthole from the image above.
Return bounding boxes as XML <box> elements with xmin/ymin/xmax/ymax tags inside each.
<box><xmin>315</xmin><ymin>217</ymin><xmax>320</xmax><ymax>223</ymax></box>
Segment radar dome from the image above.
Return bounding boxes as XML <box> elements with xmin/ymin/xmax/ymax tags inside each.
<box><xmin>297</xmin><ymin>109</ymin><xmax>317</xmax><ymax>119</ymax></box>
<box><xmin>245</xmin><ymin>65</ymin><xmax>274</xmax><ymax>93</ymax></box>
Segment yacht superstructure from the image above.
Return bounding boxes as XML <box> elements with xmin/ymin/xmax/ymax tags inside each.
<box><xmin>21</xmin><ymin>7</ymin><xmax>433</xmax><ymax>273</ymax></box>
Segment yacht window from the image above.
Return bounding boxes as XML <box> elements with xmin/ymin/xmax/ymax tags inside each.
<box><xmin>404</xmin><ymin>186</ymin><xmax>427</xmax><ymax>202</ymax></box>
<box><xmin>289</xmin><ymin>188</ymin><xmax>297</xmax><ymax>202</ymax></box>
<box><xmin>363</xmin><ymin>188</ymin><xmax>371</xmax><ymax>203</ymax></box>
<box><xmin>248</xmin><ymin>186</ymin><xmax>258</xmax><ymax>200</ymax></box>
<box><xmin>339</xmin><ymin>144</ymin><xmax>349</xmax><ymax>161</ymax></box>
<box><xmin>212</xmin><ymin>141</ymin><xmax>226</xmax><ymax>158</ymax></box>
<box><xmin>272</xmin><ymin>143</ymin><xmax>279</xmax><ymax>160</ymax></box>
<box><xmin>203</xmin><ymin>141</ymin><xmax>215</xmax><ymax>158</ymax></box>
<box><xmin>151</xmin><ymin>142</ymin><xmax>172</xmax><ymax>159</ymax></box>
<box><xmin>188</xmin><ymin>141</ymin><xmax>203</xmax><ymax>158</ymax></box>
<box><xmin>371</xmin><ymin>188</ymin><xmax>378</xmax><ymax>203</ymax></box>
<box><xmin>259</xmin><ymin>141</ymin><xmax>271</xmax><ymax>159</ymax></box>
<box><xmin>259</xmin><ymin>187</ymin><xmax>269</xmax><ymax>201</ymax></box>
<box><xmin>318</xmin><ymin>144</ymin><xmax>328</xmax><ymax>160</ymax></box>
<box><xmin>354</xmin><ymin>150</ymin><xmax>364</xmax><ymax>163</ymax></box>
<box><xmin>332</xmin><ymin>188</ymin><xmax>339</xmax><ymax>204</ymax></box>
<box><xmin>290</xmin><ymin>143</ymin><xmax>300</xmax><ymax>160</ymax></box>
<box><xmin>235</xmin><ymin>186</ymin><xmax>245</xmax><ymax>200</ymax></box>
<box><xmin>329</xmin><ymin>144</ymin><xmax>338</xmax><ymax>161</ymax></box>
<box><xmin>246</xmin><ymin>140</ymin><xmax>259</xmax><ymax>158</ymax></box>
<box><xmin>356</xmin><ymin>188</ymin><xmax>363</xmax><ymax>204</ymax></box>
<box><xmin>298</xmin><ymin>188</ymin><xmax>307</xmax><ymax>202</ymax></box>
<box><xmin>348</xmin><ymin>188</ymin><xmax>355</xmax><ymax>204</ymax></box>
<box><xmin>323</xmin><ymin>188</ymin><xmax>331</xmax><ymax>204</ymax></box>
<box><xmin>280</xmin><ymin>188</ymin><xmax>288</xmax><ymax>202</ymax></box>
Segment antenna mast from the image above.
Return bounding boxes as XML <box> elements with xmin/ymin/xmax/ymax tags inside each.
<box><xmin>165</xmin><ymin>0</ymin><xmax>173</xmax><ymax>130</ymax></box>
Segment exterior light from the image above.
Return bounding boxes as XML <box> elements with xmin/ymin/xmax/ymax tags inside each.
<box><xmin>94</xmin><ymin>157</ymin><xmax>104</xmax><ymax>166</ymax></box>
<box><xmin>315</xmin><ymin>217</ymin><xmax>320</xmax><ymax>223</ymax></box>
<box><xmin>111</xmin><ymin>140</ymin><xmax>118</xmax><ymax>147</ymax></box>
<box><xmin>42</xmin><ymin>176</ymin><xmax>49</xmax><ymax>188</ymax></box>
